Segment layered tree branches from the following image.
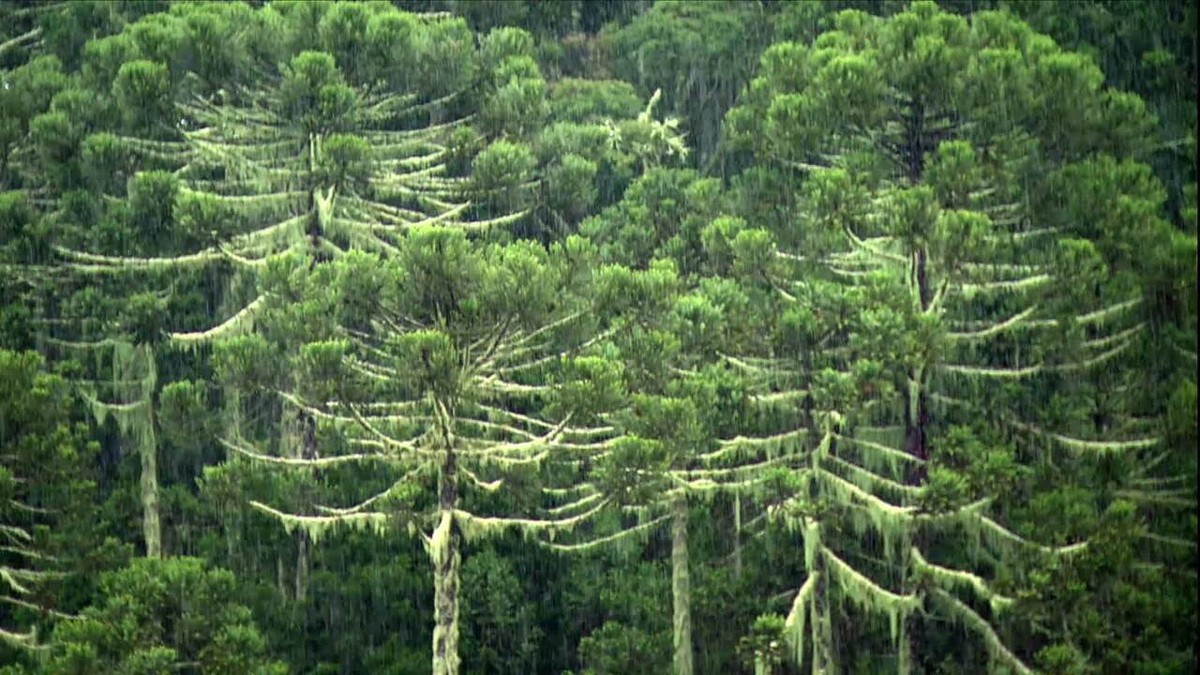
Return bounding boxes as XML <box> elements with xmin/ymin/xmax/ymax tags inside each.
<box><xmin>723</xmin><ymin>3</ymin><xmax>1193</xmax><ymax>672</ymax></box>
<box><xmin>229</xmin><ymin>234</ymin><xmax>624</xmax><ymax>675</ymax></box>
<box><xmin>0</xmin><ymin>350</ymin><xmax>93</xmax><ymax>648</ymax></box>
<box><xmin>31</xmin><ymin>8</ymin><xmax>535</xmax><ymax>563</ymax></box>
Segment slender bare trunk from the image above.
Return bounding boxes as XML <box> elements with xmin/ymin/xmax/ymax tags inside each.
<box><xmin>811</xmin><ymin>568</ymin><xmax>836</xmax><ymax>674</ymax></box>
<box><xmin>900</xmin><ymin>92</ymin><xmax>933</xmax><ymax>664</ymax></box>
<box><xmin>672</xmin><ymin>496</ymin><xmax>694</xmax><ymax>675</ymax></box>
<box><xmin>128</xmin><ymin>343</ymin><xmax>161</xmax><ymax>560</ymax></box>
<box><xmin>295</xmin><ymin>410</ymin><xmax>317</xmax><ymax>602</ymax></box>
<box><xmin>295</xmin><ymin>533</ymin><xmax>310</xmax><ymax>603</ymax></box>
<box><xmin>277</xmin><ymin>555</ymin><xmax>287</xmax><ymax>600</ymax></box>
<box><xmin>224</xmin><ymin>385</ymin><xmax>241</xmax><ymax>567</ymax></box>
<box><xmin>805</xmin><ymin>520</ymin><xmax>836</xmax><ymax>675</ymax></box>
<box><xmin>431</xmin><ymin>445</ymin><xmax>460</xmax><ymax>675</ymax></box>
<box><xmin>901</xmin><ymin>244</ymin><xmax>933</xmax><ymax>671</ymax></box>
<box><xmin>733</xmin><ymin>493</ymin><xmax>743</xmax><ymax>579</ymax></box>
<box><xmin>141</xmin><ymin>401</ymin><xmax>161</xmax><ymax>558</ymax></box>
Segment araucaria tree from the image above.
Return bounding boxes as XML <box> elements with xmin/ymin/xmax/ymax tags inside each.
<box><xmin>724</xmin><ymin>3</ymin><xmax>1192</xmax><ymax>672</ymax></box>
<box><xmin>542</xmin><ymin>257</ymin><xmax>788</xmax><ymax>675</ymax></box>
<box><xmin>1</xmin><ymin>1</ymin><xmax>1194</xmax><ymax>673</ymax></box>
<box><xmin>231</xmin><ymin>232</ymin><xmax>621</xmax><ymax>675</ymax></box>
<box><xmin>37</xmin><ymin>8</ymin><xmax>528</xmax><ymax>563</ymax></box>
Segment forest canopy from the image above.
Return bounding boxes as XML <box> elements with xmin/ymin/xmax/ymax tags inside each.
<box><xmin>0</xmin><ymin>1</ymin><xmax>1195</xmax><ymax>674</ymax></box>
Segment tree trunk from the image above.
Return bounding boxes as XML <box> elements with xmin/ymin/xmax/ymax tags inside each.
<box><xmin>431</xmin><ymin>446</ymin><xmax>461</xmax><ymax>675</ymax></box>
<box><xmin>809</xmin><ymin>572</ymin><xmax>835</xmax><ymax>674</ymax></box>
<box><xmin>904</xmin><ymin>246</ymin><xmax>931</xmax><ymax>484</ymax></box>
<box><xmin>129</xmin><ymin>343</ymin><xmax>161</xmax><ymax>560</ymax></box>
<box><xmin>224</xmin><ymin>385</ymin><xmax>242</xmax><ymax>569</ymax></box>
<box><xmin>295</xmin><ymin>531</ymin><xmax>310</xmax><ymax>603</ymax></box>
<box><xmin>141</xmin><ymin>402</ymin><xmax>161</xmax><ymax>559</ymax></box>
<box><xmin>806</xmin><ymin>522</ymin><xmax>836</xmax><ymax>675</ymax></box>
<box><xmin>672</xmin><ymin>496</ymin><xmax>694</xmax><ymax>675</ymax></box>
<box><xmin>732</xmin><ymin>493</ymin><xmax>743</xmax><ymax>579</ymax></box>
<box><xmin>807</xmin><ymin>394</ymin><xmax>835</xmax><ymax>673</ymax></box>
<box><xmin>295</xmin><ymin>410</ymin><xmax>317</xmax><ymax>602</ymax></box>
<box><xmin>276</xmin><ymin>554</ymin><xmax>287</xmax><ymax>600</ymax></box>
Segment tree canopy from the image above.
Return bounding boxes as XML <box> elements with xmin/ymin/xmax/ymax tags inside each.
<box><xmin>0</xmin><ymin>2</ymin><xmax>1194</xmax><ymax>674</ymax></box>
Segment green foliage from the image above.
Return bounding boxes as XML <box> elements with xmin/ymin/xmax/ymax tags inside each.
<box><xmin>1016</xmin><ymin>500</ymin><xmax>1195</xmax><ymax>674</ymax></box>
<box><xmin>127</xmin><ymin>170</ymin><xmax>178</xmax><ymax>252</ymax></box>
<box><xmin>410</xmin><ymin>15</ymin><xmax>476</xmax><ymax>100</ymax></box>
<box><xmin>550</xmin><ymin>355</ymin><xmax>625</xmax><ymax>425</ymax></box>
<box><xmin>0</xmin><ymin>190</ymin><xmax>38</xmax><ymax>263</ymax></box>
<box><xmin>460</xmin><ymin>548</ymin><xmax>542</xmax><ymax>673</ymax></box>
<box><xmin>316</xmin><ymin>2</ymin><xmax>381</xmax><ymax>87</ymax></box>
<box><xmin>386</xmin><ymin>329</ymin><xmax>460</xmax><ymax>400</ymax></box>
<box><xmin>79</xmin><ymin>133</ymin><xmax>131</xmax><ymax>196</ymax></box>
<box><xmin>479</xmin><ymin>63</ymin><xmax>548</xmax><ymax>139</ymax></box>
<box><xmin>0</xmin><ymin>349</ymin><xmax>101</xmax><ymax>650</ymax></box>
<box><xmin>721</xmin><ymin>3</ymin><xmax>1195</xmax><ymax>673</ymax></box>
<box><xmin>577</xmin><ymin>620</ymin><xmax>669</xmax><ymax>675</ymax></box>
<box><xmin>112</xmin><ymin>59</ymin><xmax>173</xmax><ymax>136</ymax></box>
<box><xmin>315</xmin><ymin>133</ymin><xmax>374</xmax><ymax>196</ymax></box>
<box><xmin>0</xmin><ymin>55</ymin><xmax>69</xmax><ymax>177</ymax></box>
<box><xmin>174</xmin><ymin>189</ymin><xmax>239</xmax><ymax>249</ymax></box>
<box><xmin>595</xmin><ymin>436</ymin><xmax>670</xmax><ymax>506</ymax></box>
<box><xmin>157</xmin><ymin>379</ymin><xmax>212</xmax><ymax>476</ymax></box>
<box><xmin>393</xmin><ymin>228</ymin><xmax>477</xmax><ymax>324</ymax></box>
<box><xmin>542</xmin><ymin>153</ymin><xmax>598</xmax><ymax>226</ymax></box>
<box><xmin>548</xmin><ymin>79</ymin><xmax>642</xmax><ymax>125</ymax></box>
<box><xmin>28</xmin><ymin>110</ymin><xmax>83</xmax><ymax>189</ymax></box>
<box><xmin>478</xmin><ymin>239</ymin><xmax>559</xmax><ymax>324</ymax></box>
<box><xmin>736</xmin><ymin>613</ymin><xmax>787</xmax><ymax>674</ymax></box>
<box><xmin>580</xmin><ymin>168</ymin><xmax>724</xmax><ymax>272</ymax></box>
<box><xmin>2</xmin><ymin>2</ymin><xmax>1194</xmax><ymax>673</ymax></box>
<box><xmin>279</xmin><ymin>50</ymin><xmax>357</xmax><ymax>135</ymax></box>
<box><xmin>42</xmin><ymin>557</ymin><xmax>287</xmax><ymax>674</ymax></box>
<box><xmin>1164</xmin><ymin>379</ymin><xmax>1197</xmax><ymax>449</ymax></box>
<box><xmin>123</xmin><ymin>14</ymin><xmax>188</xmax><ymax>84</ymax></box>
<box><xmin>79</xmin><ymin>32</ymin><xmax>143</xmax><ymax>92</ymax></box>
<box><xmin>479</xmin><ymin>26</ymin><xmax>537</xmax><ymax>69</ymax></box>
<box><xmin>605</xmin><ymin>1</ymin><xmax>773</xmax><ymax>165</ymax></box>
<box><xmin>169</xmin><ymin>2</ymin><xmax>261</xmax><ymax>90</ymax></box>
<box><xmin>295</xmin><ymin>339</ymin><xmax>351</xmax><ymax>404</ymax></box>
<box><xmin>30</xmin><ymin>2</ymin><xmax>148</xmax><ymax>72</ymax></box>
<box><xmin>212</xmin><ymin>334</ymin><xmax>281</xmax><ymax>393</ymax></box>
<box><xmin>471</xmin><ymin>139</ymin><xmax>535</xmax><ymax>214</ymax></box>
<box><xmin>364</xmin><ymin>9</ymin><xmax>419</xmax><ymax>91</ymax></box>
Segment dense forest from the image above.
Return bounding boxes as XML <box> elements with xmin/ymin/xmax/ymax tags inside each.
<box><xmin>0</xmin><ymin>1</ymin><xmax>1196</xmax><ymax>673</ymax></box>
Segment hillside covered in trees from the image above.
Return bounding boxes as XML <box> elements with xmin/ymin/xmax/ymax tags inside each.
<box><xmin>0</xmin><ymin>1</ymin><xmax>1195</xmax><ymax>674</ymax></box>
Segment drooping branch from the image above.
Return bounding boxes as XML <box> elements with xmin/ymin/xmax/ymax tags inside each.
<box><xmin>169</xmin><ymin>294</ymin><xmax>269</xmax><ymax>347</ymax></box>
<box><xmin>782</xmin><ymin>572</ymin><xmax>817</xmax><ymax>667</ymax></box>
<box><xmin>929</xmin><ymin>590</ymin><xmax>1032</xmax><ymax>675</ymax></box>
<box><xmin>249</xmin><ymin>500</ymin><xmax>391</xmax><ymax>545</ymax></box>
<box><xmin>219</xmin><ymin>437</ymin><xmax>388</xmax><ymax>467</ymax></box>
<box><xmin>911</xmin><ymin>547</ymin><xmax>1013</xmax><ymax>613</ymax></box>
<box><xmin>544</xmin><ymin>514</ymin><xmax>671</xmax><ymax>552</ymax></box>
<box><xmin>454</xmin><ymin>496</ymin><xmax>613</xmax><ymax>544</ymax></box>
